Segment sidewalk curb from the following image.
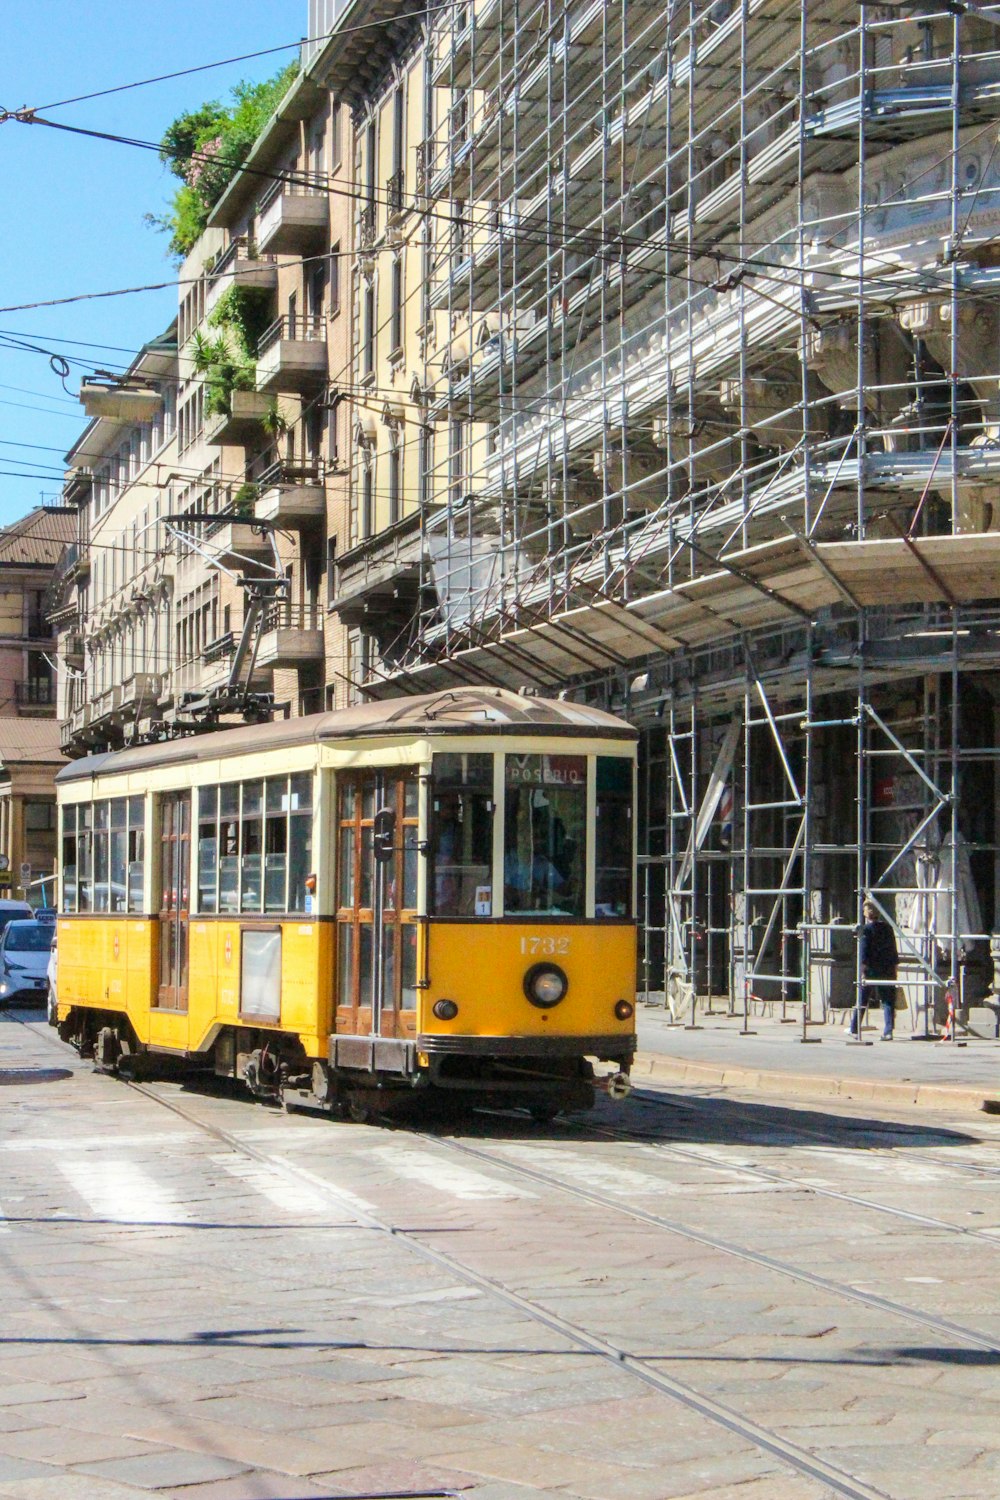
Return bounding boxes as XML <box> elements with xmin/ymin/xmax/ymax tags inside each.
<box><xmin>633</xmin><ymin>1050</ymin><xmax>1000</xmax><ymax>1115</ymax></box>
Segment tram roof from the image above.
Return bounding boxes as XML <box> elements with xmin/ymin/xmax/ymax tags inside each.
<box><xmin>56</xmin><ymin>687</ymin><xmax>636</xmax><ymax>785</ymax></box>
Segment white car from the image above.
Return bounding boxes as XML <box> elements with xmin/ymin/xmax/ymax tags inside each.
<box><xmin>46</xmin><ymin>928</ymin><xmax>58</xmax><ymax>1025</ymax></box>
<box><xmin>0</xmin><ymin>920</ymin><xmax>54</xmax><ymax>1007</ymax></box>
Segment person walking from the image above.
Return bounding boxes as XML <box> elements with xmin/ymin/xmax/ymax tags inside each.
<box><xmin>852</xmin><ymin>899</ymin><xmax>899</xmax><ymax>1040</ymax></box>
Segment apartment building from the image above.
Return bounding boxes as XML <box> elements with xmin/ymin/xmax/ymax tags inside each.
<box><xmin>204</xmin><ymin>43</ymin><xmax>355</xmax><ymax>712</ymax></box>
<box><xmin>52</xmin><ymin>328</ymin><xmax>180</xmax><ymax>754</ymax></box>
<box><xmin>0</xmin><ymin>506</ymin><xmax>76</xmax><ymax>901</ymax></box>
<box><xmin>335</xmin><ymin>0</ymin><xmax>1000</xmax><ymax>1024</ymax></box>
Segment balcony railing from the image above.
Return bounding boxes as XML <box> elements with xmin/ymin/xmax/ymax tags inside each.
<box><xmin>257</xmin><ymin>314</ymin><xmax>326</xmax><ymax>357</ymax></box>
<box><xmin>257</xmin><ymin>457</ymin><xmax>322</xmax><ymax>489</ymax></box>
<box><xmin>15</xmin><ymin>680</ymin><xmax>55</xmax><ymax>708</ymax></box>
<box><xmin>263</xmin><ymin>599</ymin><xmax>323</xmax><ymax>633</ymax></box>
<box><xmin>386</xmin><ymin>170</ymin><xmax>404</xmax><ymax>220</ymax></box>
<box><xmin>359</xmin><ymin>202</ymin><xmax>376</xmax><ymax>251</ymax></box>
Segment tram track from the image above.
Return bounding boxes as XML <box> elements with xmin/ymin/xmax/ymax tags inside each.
<box><xmin>6</xmin><ymin>1015</ymin><xmax>894</xmax><ymax>1500</ymax></box>
<box><xmin>416</xmin><ymin>1128</ymin><xmax>1000</xmax><ymax>1358</ymax></box>
<box><xmin>119</xmin><ymin>1076</ymin><xmax>899</xmax><ymax>1500</ymax></box>
<box><xmin>630</xmin><ymin>1080</ymin><xmax>1000</xmax><ymax>1186</ymax></box>
<box><xmin>558</xmin><ymin>1107</ymin><xmax>1000</xmax><ymax>1247</ymax></box>
<box><xmin>5</xmin><ymin>1014</ymin><xmax>983</xmax><ymax>1500</ymax></box>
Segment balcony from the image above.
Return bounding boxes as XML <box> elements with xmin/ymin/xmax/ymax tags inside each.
<box><xmin>15</xmin><ymin>680</ymin><xmax>55</xmax><ymax>716</ymax></box>
<box><xmin>255</xmin><ymin>600</ymin><xmax>324</xmax><ymax>668</ymax></box>
<box><xmin>386</xmin><ymin>170</ymin><xmax>405</xmax><ymax>225</ymax></box>
<box><xmin>333</xmin><ymin>511</ymin><xmax>423</xmax><ymax>631</ymax></box>
<box><xmin>205</xmin><ymin>238</ymin><xmax>277</xmax><ymax>316</ymax></box>
<box><xmin>120</xmin><ymin>673</ymin><xmax>163</xmax><ymax>715</ymax></box>
<box><xmin>256</xmin><ymin>183</ymin><xmax>328</xmax><ymax>255</ymax></box>
<box><xmin>63</xmin><ymin>542</ymin><xmax>90</xmax><ymax>583</ymax></box>
<box><xmin>255</xmin><ymin>460</ymin><xmax>325</xmax><ymax>529</ymax></box>
<box><xmin>91</xmin><ymin>685</ymin><xmax>122</xmax><ymax>726</ymax></box>
<box><xmin>205</xmin><ymin>517</ymin><xmax>275</xmax><ymax>571</ymax></box>
<box><xmin>255</xmin><ymin>315</ymin><xmax>328</xmax><ymax>394</ymax></box>
<box><xmin>359</xmin><ymin>202</ymin><xmax>376</xmax><ymax>252</ymax></box>
<box><xmin>204</xmin><ymin>390</ymin><xmax>273</xmax><ymax>446</ymax></box>
<box><xmin>64</xmin><ymin>632</ymin><xmax>85</xmax><ymax>668</ymax></box>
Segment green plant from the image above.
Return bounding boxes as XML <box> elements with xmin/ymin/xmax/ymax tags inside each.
<box><xmin>193</xmin><ymin>294</ymin><xmax>265</xmax><ymax>419</ymax></box>
<box><xmin>148</xmin><ymin>63</ymin><xmax>298</xmax><ymax>260</ymax></box>
<box><xmin>231</xmin><ymin>483</ymin><xmax>260</xmax><ymax>517</ymax></box>
<box><xmin>208</xmin><ymin>285</ymin><xmax>272</xmax><ymax>362</ymax></box>
<box><xmin>261</xmin><ymin>398</ymin><xmax>289</xmax><ymax>439</ymax></box>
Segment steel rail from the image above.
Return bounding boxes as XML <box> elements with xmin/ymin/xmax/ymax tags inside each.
<box><xmin>408</xmin><ymin>1126</ymin><xmax>1000</xmax><ymax>1360</ymax></box>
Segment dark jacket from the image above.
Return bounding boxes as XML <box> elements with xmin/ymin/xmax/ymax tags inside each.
<box><xmin>861</xmin><ymin>918</ymin><xmax>898</xmax><ymax>980</ymax></box>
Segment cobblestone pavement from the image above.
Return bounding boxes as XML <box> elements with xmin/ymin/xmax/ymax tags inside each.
<box><xmin>2</xmin><ymin>1012</ymin><xmax>1000</xmax><ymax>1499</ymax></box>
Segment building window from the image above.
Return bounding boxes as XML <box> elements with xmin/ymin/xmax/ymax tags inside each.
<box><xmin>363</xmin><ymin>281</ymin><xmax>375</xmax><ymax>378</ymax></box>
<box><xmin>326</xmin><ymin>536</ymin><xmax>337</xmax><ymax>605</ymax></box>
<box><xmin>25</xmin><ymin>801</ymin><xmax>56</xmax><ymax>833</ymax></box>
<box><xmin>419</xmin><ymin>426</ymin><xmax>433</xmax><ymax>508</ymax></box>
<box><xmin>332</xmin><ymin>101</ymin><xmax>342</xmax><ymax>172</ymax></box>
<box><xmin>390</xmin><ymin>255</ymin><xmax>403</xmax><ymax>354</ymax></box>
<box><xmin>449</xmin><ymin>419</ymin><xmax>464</xmax><ymax>504</ymax></box>
<box><xmin>362</xmin><ymin>465</ymin><xmax>373</xmax><ymax>538</ymax></box>
<box><xmin>330</xmin><ymin>243</ymin><xmax>341</xmax><ymax>315</ymax></box>
<box><xmin>388</xmin><ymin>442</ymin><xmax>401</xmax><ymax>526</ymax></box>
<box><xmin>308</xmin><ymin>259</ymin><xmax>325</xmax><ymax>321</ymax></box>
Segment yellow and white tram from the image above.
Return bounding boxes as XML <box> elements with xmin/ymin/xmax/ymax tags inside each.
<box><xmin>54</xmin><ymin>688</ymin><xmax>637</xmax><ymax>1118</ymax></box>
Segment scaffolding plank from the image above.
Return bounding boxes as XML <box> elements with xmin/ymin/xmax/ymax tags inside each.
<box><xmin>817</xmin><ymin>534</ymin><xmax>1000</xmax><ymax>605</ymax></box>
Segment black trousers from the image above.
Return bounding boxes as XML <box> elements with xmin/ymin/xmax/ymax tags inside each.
<box><xmin>849</xmin><ymin>983</ymin><xmax>895</xmax><ymax>1036</ymax></box>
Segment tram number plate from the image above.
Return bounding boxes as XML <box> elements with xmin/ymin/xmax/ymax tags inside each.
<box><xmin>519</xmin><ymin>935</ymin><xmax>570</xmax><ymax>957</ymax></box>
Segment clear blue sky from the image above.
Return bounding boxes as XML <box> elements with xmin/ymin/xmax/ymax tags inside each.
<box><xmin>0</xmin><ymin>0</ymin><xmax>304</xmax><ymax>525</ymax></box>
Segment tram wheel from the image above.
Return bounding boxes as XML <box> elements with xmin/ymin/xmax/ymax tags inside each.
<box><xmin>529</xmin><ymin>1103</ymin><xmax>560</xmax><ymax>1125</ymax></box>
<box><xmin>347</xmin><ymin>1093</ymin><xmax>375</xmax><ymax>1124</ymax></box>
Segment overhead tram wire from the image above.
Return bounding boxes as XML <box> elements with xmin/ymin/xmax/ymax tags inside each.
<box><xmin>26</xmin><ymin>6</ymin><xmax>447</xmax><ymax>113</ymax></box>
<box><xmin>1</xmin><ymin>109</ymin><xmax>944</xmax><ymax>307</ymax></box>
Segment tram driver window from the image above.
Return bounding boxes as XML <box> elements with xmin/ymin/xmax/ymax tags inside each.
<box><xmin>595</xmin><ymin>757</ymin><xmax>633</xmax><ymax>918</ymax></box>
<box><xmin>430</xmin><ymin>753</ymin><xmax>493</xmax><ymax>916</ymax></box>
<box><xmin>504</xmin><ymin>755</ymin><xmax>586</xmax><ymax>918</ymax></box>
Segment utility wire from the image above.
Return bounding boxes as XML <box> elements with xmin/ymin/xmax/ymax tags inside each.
<box><xmin>26</xmin><ymin>7</ymin><xmax>442</xmax><ymax>113</ymax></box>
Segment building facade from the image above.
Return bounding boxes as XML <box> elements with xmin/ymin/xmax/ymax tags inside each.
<box><xmin>0</xmin><ymin>505</ymin><xmax>76</xmax><ymax>900</ymax></box>
<box><xmin>341</xmin><ymin>1</ymin><xmax>1000</xmax><ymax>1024</ymax></box>
<box><xmin>54</xmin><ymin>0</ymin><xmax>1000</xmax><ymax>1018</ymax></box>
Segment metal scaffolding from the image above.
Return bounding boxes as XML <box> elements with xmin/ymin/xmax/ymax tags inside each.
<box><xmin>372</xmin><ymin>0</ymin><xmax>1000</xmax><ymax>1025</ymax></box>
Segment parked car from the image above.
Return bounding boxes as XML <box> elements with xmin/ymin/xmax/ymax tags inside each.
<box><xmin>46</xmin><ymin>928</ymin><xmax>57</xmax><ymax>1025</ymax></box>
<box><xmin>0</xmin><ymin>899</ymin><xmax>34</xmax><ymax>939</ymax></box>
<box><xmin>0</xmin><ymin>920</ymin><xmax>54</xmax><ymax>1007</ymax></box>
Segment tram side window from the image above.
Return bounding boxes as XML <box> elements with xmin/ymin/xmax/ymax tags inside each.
<box><xmin>127</xmin><ymin>797</ymin><xmax>144</xmax><ymax>912</ymax></box>
<box><xmin>61</xmin><ymin>798</ymin><xmax>144</xmax><ymax>914</ymax></box>
<box><xmin>61</xmin><ymin>807</ymin><xmax>80</xmax><ymax>912</ymax></box>
<box><xmin>93</xmin><ymin>801</ymin><xmax>110</xmax><ymax>912</ymax></box>
<box><xmin>504</xmin><ymin>755</ymin><xmax>586</xmax><ymax>918</ymax></box>
<box><xmin>198</xmin><ymin>788</ymin><xmax>219</xmax><ymax>912</ymax></box>
<box><xmin>595</xmin><ymin>757</ymin><xmax>633</xmax><ymax>918</ymax></box>
<box><xmin>195</xmin><ymin>775</ymin><xmax>313</xmax><ymax>915</ymax></box>
<box><xmin>109</xmin><ymin>798</ymin><xmax>127</xmax><ymax>913</ymax></box>
<box><xmin>220</xmin><ymin>784</ymin><xmax>239</xmax><ymax>912</ymax></box>
<box><xmin>430</xmin><ymin>753</ymin><xmax>493</xmax><ymax>916</ymax></box>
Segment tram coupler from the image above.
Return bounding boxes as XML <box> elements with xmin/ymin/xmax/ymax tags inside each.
<box><xmin>596</xmin><ymin>1071</ymin><xmax>632</xmax><ymax>1101</ymax></box>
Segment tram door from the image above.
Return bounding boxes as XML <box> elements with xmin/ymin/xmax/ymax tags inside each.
<box><xmin>336</xmin><ymin>769</ymin><xmax>419</xmax><ymax>1038</ymax></box>
<box><xmin>157</xmin><ymin>791</ymin><xmax>191</xmax><ymax>1010</ymax></box>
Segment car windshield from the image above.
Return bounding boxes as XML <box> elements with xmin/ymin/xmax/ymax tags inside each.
<box><xmin>5</xmin><ymin>924</ymin><xmax>51</xmax><ymax>953</ymax></box>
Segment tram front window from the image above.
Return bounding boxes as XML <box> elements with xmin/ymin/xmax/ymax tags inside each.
<box><xmin>430</xmin><ymin>753</ymin><xmax>493</xmax><ymax>916</ymax></box>
<box><xmin>595</xmin><ymin>756</ymin><xmax>633</xmax><ymax>917</ymax></box>
<box><xmin>504</xmin><ymin>755</ymin><xmax>585</xmax><ymax>917</ymax></box>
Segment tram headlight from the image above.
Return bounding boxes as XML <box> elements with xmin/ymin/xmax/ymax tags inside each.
<box><xmin>433</xmin><ymin>998</ymin><xmax>459</xmax><ymax>1021</ymax></box>
<box><xmin>524</xmin><ymin>963</ymin><xmax>568</xmax><ymax>1008</ymax></box>
<box><xmin>614</xmin><ymin>999</ymin><xmax>634</xmax><ymax>1021</ymax></box>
